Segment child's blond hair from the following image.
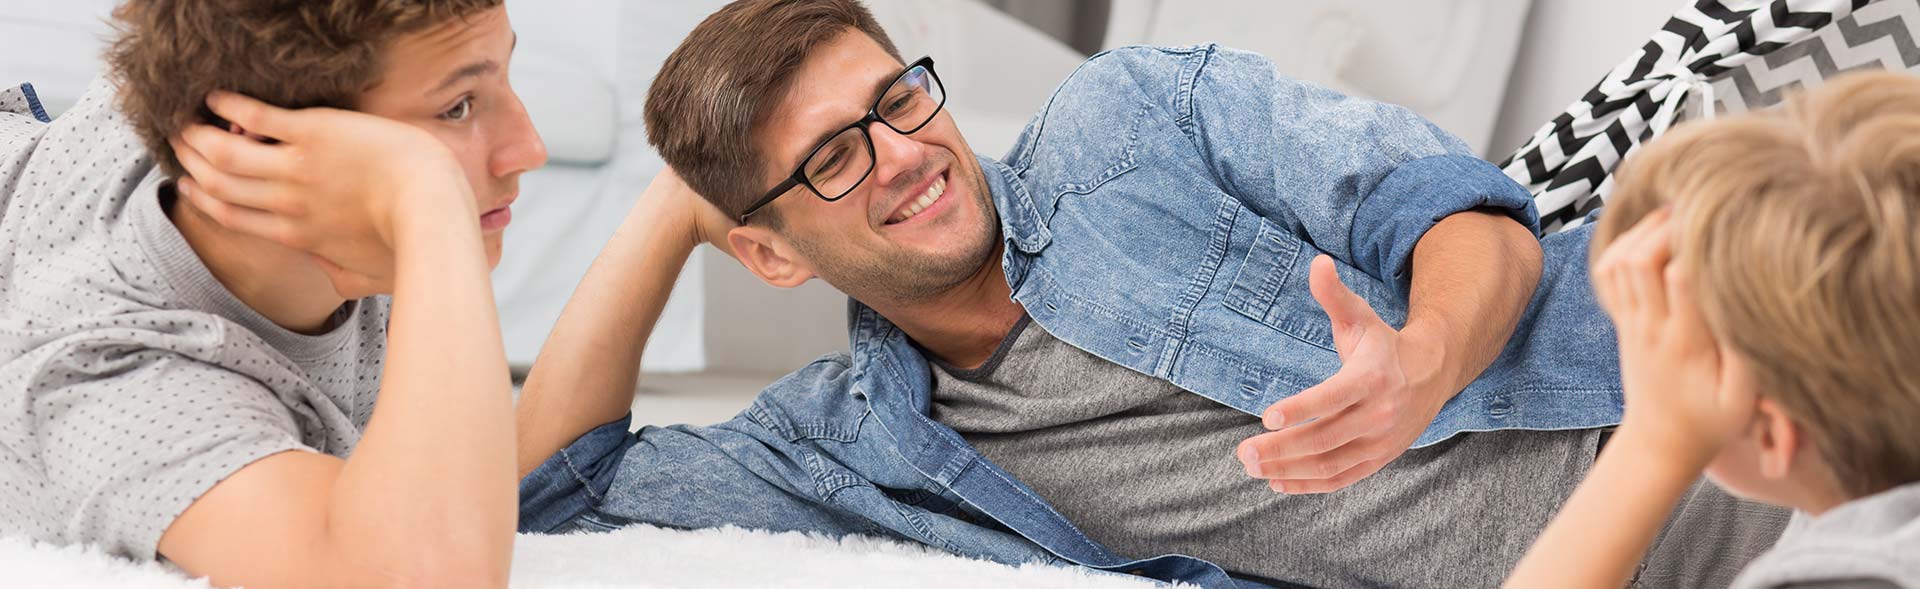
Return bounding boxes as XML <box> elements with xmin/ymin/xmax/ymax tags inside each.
<box><xmin>1593</xmin><ymin>71</ymin><xmax>1920</xmax><ymax>498</ymax></box>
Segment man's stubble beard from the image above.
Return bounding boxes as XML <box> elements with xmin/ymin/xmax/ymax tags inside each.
<box><xmin>790</xmin><ymin>164</ymin><xmax>999</xmax><ymax>306</ymax></box>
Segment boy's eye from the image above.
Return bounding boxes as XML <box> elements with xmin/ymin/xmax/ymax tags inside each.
<box><xmin>440</xmin><ymin>97</ymin><xmax>474</xmax><ymax>121</ymax></box>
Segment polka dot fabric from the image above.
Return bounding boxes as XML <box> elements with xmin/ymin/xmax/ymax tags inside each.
<box><xmin>0</xmin><ymin>79</ymin><xmax>389</xmax><ymax>561</ymax></box>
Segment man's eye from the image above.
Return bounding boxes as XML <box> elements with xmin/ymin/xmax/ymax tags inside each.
<box><xmin>884</xmin><ymin>94</ymin><xmax>914</xmax><ymax>116</ymax></box>
<box><xmin>440</xmin><ymin>97</ymin><xmax>474</xmax><ymax>121</ymax></box>
<box><xmin>811</xmin><ymin>149</ymin><xmax>846</xmax><ymax>177</ymax></box>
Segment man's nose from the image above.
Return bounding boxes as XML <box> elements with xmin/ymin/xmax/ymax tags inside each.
<box><xmin>866</xmin><ymin>122</ymin><xmax>922</xmax><ymax>187</ymax></box>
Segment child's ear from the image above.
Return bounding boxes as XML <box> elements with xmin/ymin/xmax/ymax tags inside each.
<box><xmin>1752</xmin><ymin>398</ymin><xmax>1802</xmax><ymax>481</ymax></box>
<box><xmin>727</xmin><ymin>225</ymin><xmax>815</xmax><ymax>288</ymax></box>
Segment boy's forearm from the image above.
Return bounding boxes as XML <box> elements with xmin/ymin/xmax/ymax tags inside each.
<box><xmin>331</xmin><ymin>194</ymin><xmax>518</xmax><ymax>583</ymax></box>
<box><xmin>1506</xmin><ymin>431</ymin><xmax>1703</xmax><ymax>588</ymax></box>
<box><xmin>515</xmin><ymin>190</ymin><xmax>698</xmax><ymax>477</ymax></box>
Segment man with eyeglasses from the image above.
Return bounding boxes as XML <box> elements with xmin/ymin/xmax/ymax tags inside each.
<box><xmin>188</xmin><ymin>0</ymin><xmax>1789</xmax><ymax>587</ymax></box>
<box><xmin>523</xmin><ymin>0</ymin><xmax>1791</xmax><ymax>587</ymax></box>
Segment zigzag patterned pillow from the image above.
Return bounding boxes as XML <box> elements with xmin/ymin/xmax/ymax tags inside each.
<box><xmin>1499</xmin><ymin>0</ymin><xmax>1920</xmax><ymax>233</ymax></box>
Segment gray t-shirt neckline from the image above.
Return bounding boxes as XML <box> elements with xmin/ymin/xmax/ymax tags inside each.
<box><xmin>127</xmin><ymin>174</ymin><xmax>362</xmax><ymax>362</ymax></box>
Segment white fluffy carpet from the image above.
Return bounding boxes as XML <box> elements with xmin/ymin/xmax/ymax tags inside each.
<box><xmin>1</xmin><ymin>525</ymin><xmax>1175</xmax><ymax>588</ymax></box>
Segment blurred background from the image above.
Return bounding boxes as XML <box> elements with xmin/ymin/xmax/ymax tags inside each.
<box><xmin>0</xmin><ymin>0</ymin><xmax>1693</xmax><ymax>425</ymax></box>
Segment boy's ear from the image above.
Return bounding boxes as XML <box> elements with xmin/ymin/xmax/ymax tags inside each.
<box><xmin>1752</xmin><ymin>398</ymin><xmax>1803</xmax><ymax>481</ymax></box>
<box><xmin>727</xmin><ymin>225</ymin><xmax>814</xmax><ymax>288</ymax></box>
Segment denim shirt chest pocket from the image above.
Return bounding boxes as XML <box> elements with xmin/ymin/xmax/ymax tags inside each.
<box><xmin>1009</xmin><ymin>100</ymin><xmax>1154</xmax><ymax>227</ymax></box>
<box><xmin>1217</xmin><ymin>207</ymin><xmax>1409</xmax><ymax>351</ymax></box>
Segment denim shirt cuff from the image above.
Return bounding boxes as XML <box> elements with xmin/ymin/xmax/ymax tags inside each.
<box><xmin>517</xmin><ymin>412</ymin><xmax>636</xmax><ymax>533</ymax></box>
<box><xmin>1350</xmin><ymin>154</ymin><xmax>1539</xmax><ymax>289</ymax></box>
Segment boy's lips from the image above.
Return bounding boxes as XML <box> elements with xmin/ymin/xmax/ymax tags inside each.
<box><xmin>481</xmin><ymin>195</ymin><xmax>517</xmax><ymax>231</ymax></box>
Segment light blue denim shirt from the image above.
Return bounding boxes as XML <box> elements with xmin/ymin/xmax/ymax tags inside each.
<box><xmin>520</xmin><ymin>45</ymin><xmax>1622</xmax><ymax>588</ymax></box>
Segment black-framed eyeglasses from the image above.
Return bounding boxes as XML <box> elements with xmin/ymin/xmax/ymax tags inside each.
<box><xmin>739</xmin><ymin>56</ymin><xmax>946</xmax><ymax>222</ymax></box>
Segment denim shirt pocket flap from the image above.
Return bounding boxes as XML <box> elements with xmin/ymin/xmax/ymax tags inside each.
<box><xmin>1040</xmin><ymin>101</ymin><xmax>1151</xmax><ymax>218</ymax></box>
<box><xmin>1046</xmin><ymin>151</ymin><xmax>1139</xmax><ymax>224</ymax></box>
<box><xmin>1223</xmin><ymin>217</ymin><xmax>1304</xmax><ymax>325</ymax></box>
<box><xmin>1222</xmin><ymin>218</ymin><xmax>1339</xmax><ymax>352</ymax></box>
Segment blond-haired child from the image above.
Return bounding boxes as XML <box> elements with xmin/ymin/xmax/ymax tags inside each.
<box><xmin>1507</xmin><ymin>70</ymin><xmax>1920</xmax><ymax>588</ymax></box>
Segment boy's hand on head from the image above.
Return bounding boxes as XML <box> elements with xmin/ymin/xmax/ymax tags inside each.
<box><xmin>169</xmin><ymin>91</ymin><xmax>477</xmax><ymax>297</ymax></box>
<box><xmin>1593</xmin><ymin>209</ymin><xmax>1759</xmax><ymax>468</ymax></box>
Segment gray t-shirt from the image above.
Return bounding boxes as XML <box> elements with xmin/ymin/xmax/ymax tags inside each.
<box><xmin>1732</xmin><ymin>482</ymin><xmax>1920</xmax><ymax>589</ymax></box>
<box><xmin>0</xmin><ymin>80</ymin><xmax>388</xmax><ymax>559</ymax></box>
<box><xmin>929</xmin><ymin>315</ymin><xmax>1603</xmax><ymax>588</ymax></box>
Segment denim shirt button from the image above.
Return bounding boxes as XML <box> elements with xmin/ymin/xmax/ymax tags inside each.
<box><xmin>1488</xmin><ymin>398</ymin><xmax>1514</xmax><ymax>418</ymax></box>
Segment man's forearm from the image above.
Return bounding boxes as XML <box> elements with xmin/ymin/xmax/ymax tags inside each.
<box><xmin>515</xmin><ymin>184</ymin><xmax>699</xmax><ymax>477</ymax></box>
<box><xmin>1399</xmin><ymin>210</ymin><xmax>1542</xmax><ymax>399</ymax></box>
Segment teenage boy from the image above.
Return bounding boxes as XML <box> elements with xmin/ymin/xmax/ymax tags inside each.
<box><xmin>0</xmin><ymin>2</ymin><xmax>546</xmax><ymax>586</ymax></box>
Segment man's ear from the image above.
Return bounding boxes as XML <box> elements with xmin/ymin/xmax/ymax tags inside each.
<box><xmin>727</xmin><ymin>225</ymin><xmax>814</xmax><ymax>288</ymax></box>
<box><xmin>1753</xmin><ymin>397</ymin><xmax>1803</xmax><ymax>481</ymax></box>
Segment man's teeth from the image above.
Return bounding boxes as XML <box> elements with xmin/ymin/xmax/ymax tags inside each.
<box><xmin>889</xmin><ymin>175</ymin><xmax>947</xmax><ymax>224</ymax></box>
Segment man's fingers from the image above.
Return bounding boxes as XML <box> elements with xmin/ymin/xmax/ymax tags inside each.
<box><xmin>177</xmin><ymin>124</ymin><xmax>296</xmax><ymax>180</ymax></box>
<box><xmin>1269</xmin><ymin>458</ymin><xmax>1389</xmax><ymax>494</ymax></box>
<box><xmin>206</xmin><ymin>90</ymin><xmax>301</xmax><ymax>142</ymax></box>
<box><xmin>1308</xmin><ymin>255</ymin><xmax>1382</xmax><ymax>331</ymax></box>
<box><xmin>1239</xmin><ymin>432</ymin><xmax>1375</xmax><ymax>483</ymax></box>
<box><xmin>1241</xmin><ymin>406</ymin><xmax>1371</xmax><ymax>464</ymax></box>
<box><xmin>1262</xmin><ymin>369</ymin><xmax>1372</xmax><ymax>429</ymax></box>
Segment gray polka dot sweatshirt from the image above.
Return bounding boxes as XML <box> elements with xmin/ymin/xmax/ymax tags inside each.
<box><xmin>0</xmin><ymin>80</ymin><xmax>388</xmax><ymax>560</ymax></box>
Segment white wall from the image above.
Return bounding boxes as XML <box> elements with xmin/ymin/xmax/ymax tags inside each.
<box><xmin>1487</xmin><ymin>0</ymin><xmax>1686</xmax><ymax>158</ymax></box>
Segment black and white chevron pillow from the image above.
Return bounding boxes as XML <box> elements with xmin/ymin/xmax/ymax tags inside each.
<box><xmin>1499</xmin><ymin>0</ymin><xmax>1918</xmax><ymax>233</ymax></box>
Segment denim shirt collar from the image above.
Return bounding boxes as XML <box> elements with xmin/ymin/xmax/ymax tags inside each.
<box><xmin>842</xmin><ymin>284</ymin><xmax>1246</xmax><ymax>587</ymax></box>
<box><xmin>981</xmin><ymin>154</ymin><xmax>1051</xmax><ymax>256</ymax></box>
<box><xmin>844</xmin><ymin>153</ymin><xmax>1043</xmax><ymax>414</ymax></box>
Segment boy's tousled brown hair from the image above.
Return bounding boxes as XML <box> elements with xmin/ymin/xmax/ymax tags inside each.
<box><xmin>644</xmin><ymin>0</ymin><xmax>901</xmax><ymax>223</ymax></box>
<box><xmin>1594</xmin><ymin>71</ymin><xmax>1920</xmax><ymax>498</ymax></box>
<box><xmin>106</xmin><ymin>0</ymin><xmax>502</xmax><ymax>178</ymax></box>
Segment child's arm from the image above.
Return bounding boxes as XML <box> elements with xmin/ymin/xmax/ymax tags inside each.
<box><xmin>1506</xmin><ymin>429</ymin><xmax>1709</xmax><ymax>587</ymax></box>
<box><xmin>1507</xmin><ymin>209</ymin><xmax>1761</xmax><ymax>587</ymax></box>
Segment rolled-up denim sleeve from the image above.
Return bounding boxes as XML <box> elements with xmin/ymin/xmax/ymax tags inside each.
<box><xmin>518</xmin><ymin>410</ymin><xmax>880</xmax><ymax>538</ymax></box>
<box><xmin>1183</xmin><ymin>46</ymin><xmax>1538</xmax><ymax>286</ymax></box>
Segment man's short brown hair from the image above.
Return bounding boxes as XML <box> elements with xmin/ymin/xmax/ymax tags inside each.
<box><xmin>1594</xmin><ymin>71</ymin><xmax>1920</xmax><ymax>498</ymax></box>
<box><xmin>106</xmin><ymin>0</ymin><xmax>502</xmax><ymax>178</ymax></box>
<box><xmin>644</xmin><ymin>0</ymin><xmax>902</xmax><ymax>223</ymax></box>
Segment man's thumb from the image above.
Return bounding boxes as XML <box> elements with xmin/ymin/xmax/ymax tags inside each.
<box><xmin>1308</xmin><ymin>255</ymin><xmax>1381</xmax><ymax>329</ymax></box>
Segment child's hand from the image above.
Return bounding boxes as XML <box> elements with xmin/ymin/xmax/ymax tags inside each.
<box><xmin>1593</xmin><ymin>209</ymin><xmax>1759</xmax><ymax>468</ymax></box>
<box><xmin>169</xmin><ymin>91</ymin><xmax>478</xmax><ymax>298</ymax></box>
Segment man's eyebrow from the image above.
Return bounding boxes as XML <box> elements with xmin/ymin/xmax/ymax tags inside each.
<box><xmin>429</xmin><ymin>33</ymin><xmax>516</xmax><ymax>95</ymax></box>
<box><xmin>795</xmin><ymin>66</ymin><xmax>906</xmax><ymax>164</ymax></box>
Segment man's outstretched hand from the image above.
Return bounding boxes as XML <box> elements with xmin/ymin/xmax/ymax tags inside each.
<box><xmin>1235</xmin><ymin>255</ymin><xmax>1452</xmax><ymax>494</ymax></box>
